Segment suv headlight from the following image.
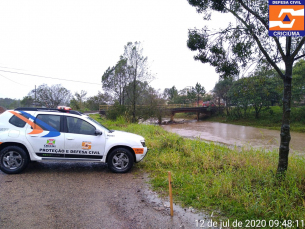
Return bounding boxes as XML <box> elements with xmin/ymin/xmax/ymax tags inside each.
<box><xmin>140</xmin><ymin>140</ymin><xmax>146</xmax><ymax>147</ymax></box>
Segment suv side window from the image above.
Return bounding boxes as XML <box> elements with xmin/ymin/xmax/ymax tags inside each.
<box><xmin>66</xmin><ymin>116</ymin><xmax>96</xmax><ymax>135</ymax></box>
<box><xmin>35</xmin><ymin>114</ymin><xmax>61</xmax><ymax>132</ymax></box>
<box><xmin>9</xmin><ymin>115</ymin><xmax>28</xmax><ymax>128</ymax></box>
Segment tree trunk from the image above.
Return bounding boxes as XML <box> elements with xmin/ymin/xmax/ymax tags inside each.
<box><xmin>254</xmin><ymin>106</ymin><xmax>260</xmax><ymax>119</ymax></box>
<box><xmin>225</xmin><ymin>97</ymin><xmax>230</xmax><ymax>116</ymax></box>
<box><xmin>277</xmin><ymin>61</ymin><xmax>293</xmax><ymax>174</ymax></box>
<box><xmin>218</xmin><ymin>97</ymin><xmax>221</xmax><ymax>115</ymax></box>
<box><xmin>122</xmin><ymin>88</ymin><xmax>125</xmax><ymax>106</ymax></box>
<box><xmin>119</xmin><ymin>86</ymin><xmax>122</xmax><ymax>105</ymax></box>
<box><xmin>132</xmin><ymin>79</ymin><xmax>136</xmax><ymax>123</ymax></box>
<box><xmin>132</xmin><ymin>66</ymin><xmax>137</xmax><ymax>123</ymax></box>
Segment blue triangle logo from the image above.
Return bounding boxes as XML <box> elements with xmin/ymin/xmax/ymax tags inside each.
<box><xmin>283</xmin><ymin>14</ymin><xmax>291</xmax><ymax>22</ymax></box>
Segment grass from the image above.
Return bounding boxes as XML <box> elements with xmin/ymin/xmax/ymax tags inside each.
<box><xmin>91</xmin><ymin>114</ymin><xmax>305</xmax><ymax>226</ymax></box>
<box><xmin>206</xmin><ymin>106</ymin><xmax>305</xmax><ymax>133</ymax></box>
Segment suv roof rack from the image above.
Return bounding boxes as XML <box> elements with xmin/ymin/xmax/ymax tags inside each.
<box><xmin>15</xmin><ymin>107</ymin><xmax>82</xmax><ymax>116</ymax></box>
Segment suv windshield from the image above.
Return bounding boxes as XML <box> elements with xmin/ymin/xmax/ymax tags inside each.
<box><xmin>86</xmin><ymin>116</ymin><xmax>110</xmax><ymax>132</ymax></box>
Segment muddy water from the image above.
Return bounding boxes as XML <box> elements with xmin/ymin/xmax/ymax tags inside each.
<box><xmin>162</xmin><ymin>121</ymin><xmax>305</xmax><ymax>155</ymax></box>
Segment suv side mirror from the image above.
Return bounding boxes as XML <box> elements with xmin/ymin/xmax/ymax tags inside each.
<box><xmin>95</xmin><ymin>130</ymin><xmax>103</xmax><ymax>136</ymax></box>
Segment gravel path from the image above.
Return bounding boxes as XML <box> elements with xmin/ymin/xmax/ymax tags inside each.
<box><xmin>0</xmin><ymin>162</ymin><xmax>211</xmax><ymax>229</ymax></box>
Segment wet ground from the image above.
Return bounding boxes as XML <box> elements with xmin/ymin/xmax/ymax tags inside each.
<box><xmin>162</xmin><ymin>120</ymin><xmax>305</xmax><ymax>155</ymax></box>
<box><xmin>0</xmin><ymin>161</ymin><xmax>214</xmax><ymax>229</ymax></box>
<box><xmin>3</xmin><ymin>119</ymin><xmax>298</xmax><ymax>229</ymax></box>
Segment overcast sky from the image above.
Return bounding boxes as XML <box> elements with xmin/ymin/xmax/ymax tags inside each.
<box><xmin>0</xmin><ymin>0</ymin><xmax>233</xmax><ymax>100</ymax></box>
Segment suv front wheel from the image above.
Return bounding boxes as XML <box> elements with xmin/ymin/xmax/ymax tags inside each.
<box><xmin>0</xmin><ymin>146</ymin><xmax>29</xmax><ymax>174</ymax></box>
<box><xmin>107</xmin><ymin>148</ymin><xmax>134</xmax><ymax>173</ymax></box>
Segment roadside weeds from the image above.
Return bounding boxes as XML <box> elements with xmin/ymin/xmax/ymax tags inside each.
<box><xmin>91</xmin><ymin>114</ymin><xmax>305</xmax><ymax>226</ymax></box>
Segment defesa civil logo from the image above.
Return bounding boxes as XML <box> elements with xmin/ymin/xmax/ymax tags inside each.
<box><xmin>269</xmin><ymin>0</ymin><xmax>305</xmax><ymax>36</ymax></box>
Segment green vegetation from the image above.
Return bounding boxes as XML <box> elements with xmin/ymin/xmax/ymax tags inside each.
<box><xmin>91</xmin><ymin>114</ymin><xmax>305</xmax><ymax>225</ymax></box>
<box><xmin>207</xmin><ymin>106</ymin><xmax>305</xmax><ymax>133</ymax></box>
<box><xmin>0</xmin><ymin>98</ymin><xmax>21</xmax><ymax>109</ymax></box>
<box><xmin>102</xmin><ymin>42</ymin><xmax>155</xmax><ymax>122</ymax></box>
<box><xmin>164</xmin><ymin>83</ymin><xmax>206</xmax><ymax>106</ymax></box>
<box><xmin>187</xmin><ymin>0</ymin><xmax>305</xmax><ymax>173</ymax></box>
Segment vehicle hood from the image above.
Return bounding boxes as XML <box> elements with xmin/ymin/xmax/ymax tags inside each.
<box><xmin>106</xmin><ymin>130</ymin><xmax>144</xmax><ymax>142</ymax></box>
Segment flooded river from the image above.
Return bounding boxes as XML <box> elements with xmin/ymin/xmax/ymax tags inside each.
<box><xmin>162</xmin><ymin>121</ymin><xmax>305</xmax><ymax>155</ymax></box>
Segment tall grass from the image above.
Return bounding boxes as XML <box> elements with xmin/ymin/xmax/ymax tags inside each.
<box><xmin>91</xmin><ymin>114</ymin><xmax>305</xmax><ymax>224</ymax></box>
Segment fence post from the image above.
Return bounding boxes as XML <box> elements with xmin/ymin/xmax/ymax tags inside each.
<box><xmin>168</xmin><ymin>171</ymin><xmax>173</xmax><ymax>217</ymax></box>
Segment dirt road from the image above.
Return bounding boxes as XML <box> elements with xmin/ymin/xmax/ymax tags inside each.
<box><xmin>0</xmin><ymin>162</ymin><xmax>209</xmax><ymax>229</ymax></box>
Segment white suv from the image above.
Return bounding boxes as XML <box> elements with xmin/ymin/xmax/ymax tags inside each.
<box><xmin>0</xmin><ymin>107</ymin><xmax>148</xmax><ymax>174</ymax></box>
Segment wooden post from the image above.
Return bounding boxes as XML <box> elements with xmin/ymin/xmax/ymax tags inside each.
<box><xmin>168</xmin><ymin>171</ymin><xmax>173</xmax><ymax>216</ymax></box>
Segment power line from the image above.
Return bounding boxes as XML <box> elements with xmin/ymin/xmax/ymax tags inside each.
<box><xmin>0</xmin><ymin>73</ymin><xmax>30</xmax><ymax>86</ymax></box>
<box><xmin>0</xmin><ymin>65</ymin><xmax>25</xmax><ymax>71</ymax></box>
<box><xmin>0</xmin><ymin>69</ymin><xmax>103</xmax><ymax>85</ymax></box>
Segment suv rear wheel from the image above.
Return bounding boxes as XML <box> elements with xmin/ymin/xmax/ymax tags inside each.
<box><xmin>0</xmin><ymin>146</ymin><xmax>29</xmax><ymax>174</ymax></box>
<box><xmin>107</xmin><ymin>148</ymin><xmax>134</xmax><ymax>173</ymax></box>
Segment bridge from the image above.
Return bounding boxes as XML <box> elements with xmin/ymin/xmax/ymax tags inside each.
<box><xmin>99</xmin><ymin>104</ymin><xmax>218</xmax><ymax>121</ymax></box>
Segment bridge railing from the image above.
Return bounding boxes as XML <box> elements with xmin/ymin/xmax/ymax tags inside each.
<box><xmin>99</xmin><ymin>103</ymin><xmax>200</xmax><ymax>111</ymax></box>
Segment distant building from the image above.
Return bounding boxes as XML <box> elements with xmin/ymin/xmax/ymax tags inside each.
<box><xmin>0</xmin><ymin>106</ymin><xmax>6</xmax><ymax>114</ymax></box>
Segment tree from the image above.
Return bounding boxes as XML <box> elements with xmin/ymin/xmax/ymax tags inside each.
<box><xmin>227</xmin><ymin>75</ymin><xmax>282</xmax><ymax>119</ymax></box>
<box><xmin>164</xmin><ymin>86</ymin><xmax>195</xmax><ymax>104</ymax></box>
<box><xmin>292</xmin><ymin>59</ymin><xmax>305</xmax><ymax>104</ymax></box>
<box><xmin>248</xmin><ymin>76</ymin><xmax>281</xmax><ymax>118</ymax></box>
<box><xmin>190</xmin><ymin>82</ymin><xmax>205</xmax><ymax>106</ymax></box>
<box><xmin>123</xmin><ymin>81</ymin><xmax>149</xmax><ymax>105</ymax></box>
<box><xmin>21</xmin><ymin>96</ymin><xmax>34</xmax><ymax>107</ymax></box>
<box><xmin>227</xmin><ymin>78</ymin><xmax>251</xmax><ymax>118</ymax></box>
<box><xmin>213</xmin><ymin>78</ymin><xmax>234</xmax><ymax>114</ymax></box>
<box><xmin>163</xmin><ymin>86</ymin><xmax>179</xmax><ymax>100</ymax></box>
<box><xmin>145</xmin><ymin>89</ymin><xmax>168</xmax><ymax>124</ymax></box>
<box><xmin>202</xmin><ymin>93</ymin><xmax>213</xmax><ymax>102</ymax></box>
<box><xmin>28</xmin><ymin>84</ymin><xmax>71</xmax><ymax>108</ymax></box>
<box><xmin>122</xmin><ymin>42</ymin><xmax>154</xmax><ymax>122</ymax></box>
<box><xmin>74</xmin><ymin>90</ymin><xmax>87</xmax><ymax>109</ymax></box>
<box><xmin>86</xmin><ymin>92</ymin><xmax>112</xmax><ymax>111</ymax></box>
<box><xmin>102</xmin><ymin>42</ymin><xmax>153</xmax><ymax>122</ymax></box>
<box><xmin>134</xmin><ymin>85</ymin><xmax>168</xmax><ymax>123</ymax></box>
<box><xmin>102</xmin><ymin>57</ymin><xmax>128</xmax><ymax>105</ymax></box>
<box><xmin>187</xmin><ymin>0</ymin><xmax>305</xmax><ymax>174</ymax></box>
<box><xmin>187</xmin><ymin>88</ymin><xmax>197</xmax><ymax>104</ymax></box>
<box><xmin>0</xmin><ymin>98</ymin><xmax>21</xmax><ymax>109</ymax></box>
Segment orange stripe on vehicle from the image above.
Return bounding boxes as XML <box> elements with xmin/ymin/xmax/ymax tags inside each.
<box><xmin>0</xmin><ymin>142</ymin><xmax>2</xmax><ymax>145</ymax></box>
<box><xmin>9</xmin><ymin>111</ymin><xmax>43</xmax><ymax>135</ymax></box>
<box><xmin>133</xmin><ymin>148</ymin><xmax>144</xmax><ymax>154</ymax></box>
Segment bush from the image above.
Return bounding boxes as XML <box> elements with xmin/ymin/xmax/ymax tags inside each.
<box><xmin>291</xmin><ymin>106</ymin><xmax>305</xmax><ymax>123</ymax></box>
<box><xmin>106</xmin><ymin>103</ymin><xmax>131</xmax><ymax>121</ymax></box>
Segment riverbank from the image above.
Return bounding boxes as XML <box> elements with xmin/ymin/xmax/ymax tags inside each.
<box><xmin>162</xmin><ymin>121</ymin><xmax>305</xmax><ymax>155</ymax></box>
<box><xmin>175</xmin><ymin>106</ymin><xmax>305</xmax><ymax>133</ymax></box>
<box><xmin>207</xmin><ymin>106</ymin><xmax>305</xmax><ymax>133</ymax></box>
<box><xmin>91</xmin><ymin>114</ymin><xmax>305</xmax><ymax>226</ymax></box>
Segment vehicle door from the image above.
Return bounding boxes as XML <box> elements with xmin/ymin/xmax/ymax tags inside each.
<box><xmin>25</xmin><ymin>113</ymin><xmax>65</xmax><ymax>158</ymax></box>
<box><xmin>64</xmin><ymin>116</ymin><xmax>105</xmax><ymax>159</ymax></box>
